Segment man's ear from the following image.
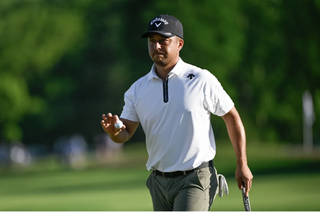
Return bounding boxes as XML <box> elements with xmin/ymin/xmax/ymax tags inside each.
<box><xmin>177</xmin><ymin>38</ymin><xmax>184</xmax><ymax>51</ymax></box>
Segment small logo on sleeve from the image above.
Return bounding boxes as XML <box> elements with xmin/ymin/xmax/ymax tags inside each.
<box><xmin>187</xmin><ymin>73</ymin><xmax>195</xmax><ymax>80</ymax></box>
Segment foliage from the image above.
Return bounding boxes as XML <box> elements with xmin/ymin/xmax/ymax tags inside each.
<box><xmin>237</xmin><ymin>0</ymin><xmax>320</xmax><ymax>142</ymax></box>
<box><xmin>0</xmin><ymin>0</ymin><xmax>85</xmax><ymax>141</ymax></box>
<box><xmin>0</xmin><ymin>0</ymin><xmax>319</xmax><ymax>145</ymax></box>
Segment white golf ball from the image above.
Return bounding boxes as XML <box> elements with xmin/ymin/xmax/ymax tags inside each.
<box><xmin>114</xmin><ymin>120</ymin><xmax>123</xmax><ymax>129</ymax></box>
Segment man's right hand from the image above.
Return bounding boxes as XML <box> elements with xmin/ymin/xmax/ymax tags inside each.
<box><xmin>101</xmin><ymin>113</ymin><xmax>126</xmax><ymax>136</ymax></box>
<box><xmin>101</xmin><ymin>113</ymin><xmax>139</xmax><ymax>143</ymax></box>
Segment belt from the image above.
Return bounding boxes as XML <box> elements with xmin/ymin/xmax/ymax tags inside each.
<box><xmin>154</xmin><ymin>160</ymin><xmax>214</xmax><ymax>178</ymax></box>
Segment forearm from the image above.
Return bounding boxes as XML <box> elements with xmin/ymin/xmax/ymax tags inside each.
<box><xmin>227</xmin><ymin>116</ymin><xmax>247</xmax><ymax>166</ymax></box>
<box><xmin>108</xmin><ymin>129</ymin><xmax>131</xmax><ymax>143</ymax></box>
<box><xmin>222</xmin><ymin>107</ymin><xmax>253</xmax><ymax>194</ymax></box>
<box><xmin>222</xmin><ymin>107</ymin><xmax>248</xmax><ymax>166</ymax></box>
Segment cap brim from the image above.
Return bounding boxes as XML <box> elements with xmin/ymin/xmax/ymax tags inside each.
<box><xmin>141</xmin><ymin>31</ymin><xmax>174</xmax><ymax>38</ymax></box>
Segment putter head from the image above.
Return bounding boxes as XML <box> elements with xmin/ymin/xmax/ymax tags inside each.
<box><xmin>217</xmin><ymin>174</ymin><xmax>229</xmax><ymax>197</ymax></box>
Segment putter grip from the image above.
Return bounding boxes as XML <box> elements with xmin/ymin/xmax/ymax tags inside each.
<box><xmin>242</xmin><ymin>183</ymin><xmax>251</xmax><ymax>211</ymax></box>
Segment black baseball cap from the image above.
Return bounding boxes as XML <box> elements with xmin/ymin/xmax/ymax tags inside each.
<box><xmin>141</xmin><ymin>14</ymin><xmax>183</xmax><ymax>39</ymax></box>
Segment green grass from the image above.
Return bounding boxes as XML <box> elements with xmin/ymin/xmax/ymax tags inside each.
<box><xmin>0</xmin><ymin>168</ymin><xmax>152</xmax><ymax>211</ymax></box>
<box><xmin>212</xmin><ymin>173</ymin><xmax>320</xmax><ymax>211</ymax></box>
<box><xmin>0</xmin><ymin>142</ymin><xmax>319</xmax><ymax>211</ymax></box>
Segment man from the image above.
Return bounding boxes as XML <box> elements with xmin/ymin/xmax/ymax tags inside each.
<box><xmin>101</xmin><ymin>14</ymin><xmax>253</xmax><ymax>211</ymax></box>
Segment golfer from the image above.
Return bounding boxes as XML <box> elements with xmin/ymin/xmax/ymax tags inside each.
<box><xmin>101</xmin><ymin>14</ymin><xmax>253</xmax><ymax>211</ymax></box>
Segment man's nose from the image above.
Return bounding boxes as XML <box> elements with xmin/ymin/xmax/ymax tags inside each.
<box><xmin>153</xmin><ymin>41</ymin><xmax>161</xmax><ymax>50</ymax></box>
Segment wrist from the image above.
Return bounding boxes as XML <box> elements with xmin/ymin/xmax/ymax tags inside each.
<box><xmin>236</xmin><ymin>158</ymin><xmax>248</xmax><ymax>167</ymax></box>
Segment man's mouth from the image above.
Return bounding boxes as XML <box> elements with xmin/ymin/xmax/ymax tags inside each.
<box><xmin>154</xmin><ymin>52</ymin><xmax>165</xmax><ymax>57</ymax></box>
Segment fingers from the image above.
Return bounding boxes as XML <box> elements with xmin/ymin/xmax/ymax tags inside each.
<box><xmin>113</xmin><ymin>114</ymin><xmax>120</xmax><ymax>123</ymax></box>
<box><xmin>242</xmin><ymin>178</ymin><xmax>252</xmax><ymax>196</ymax></box>
<box><xmin>101</xmin><ymin>113</ymin><xmax>125</xmax><ymax>133</ymax></box>
<box><xmin>102</xmin><ymin>113</ymin><xmax>113</xmax><ymax>124</ymax></box>
<box><xmin>101</xmin><ymin>113</ymin><xmax>110</xmax><ymax>131</ymax></box>
<box><xmin>235</xmin><ymin>166</ymin><xmax>253</xmax><ymax>196</ymax></box>
<box><xmin>237</xmin><ymin>179</ymin><xmax>251</xmax><ymax>197</ymax></box>
<box><xmin>237</xmin><ymin>179</ymin><xmax>243</xmax><ymax>190</ymax></box>
<box><xmin>244</xmin><ymin>180</ymin><xmax>250</xmax><ymax>196</ymax></box>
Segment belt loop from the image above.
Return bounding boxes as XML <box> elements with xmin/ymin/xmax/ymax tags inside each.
<box><xmin>162</xmin><ymin>172</ymin><xmax>165</xmax><ymax>177</ymax></box>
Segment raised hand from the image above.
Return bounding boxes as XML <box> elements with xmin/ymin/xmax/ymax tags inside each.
<box><xmin>101</xmin><ymin>113</ymin><xmax>125</xmax><ymax>135</ymax></box>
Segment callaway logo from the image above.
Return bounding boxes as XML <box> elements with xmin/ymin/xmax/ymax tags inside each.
<box><xmin>150</xmin><ymin>17</ymin><xmax>169</xmax><ymax>26</ymax></box>
<box><xmin>187</xmin><ymin>74</ymin><xmax>195</xmax><ymax>80</ymax></box>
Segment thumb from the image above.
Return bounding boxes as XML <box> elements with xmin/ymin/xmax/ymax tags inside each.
<box><xmin>113</xmin><ymin>115</ymin><xmax>125</xmax><ymax>130</ymax></box>
<box><xmin>113</xmin><ymin>115</ymin><xmax>121</xmax><ymax>123</ymax></box>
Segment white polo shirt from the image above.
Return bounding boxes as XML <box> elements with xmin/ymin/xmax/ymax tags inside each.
<box><xmin>120</xmin><ymin>58</ymin><xmax>234</xmax><ymax>172</ymax></box>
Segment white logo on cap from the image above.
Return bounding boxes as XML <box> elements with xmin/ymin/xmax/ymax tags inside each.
<box><xmin>155</xmin><ymin>23</ymin><xmax>162</xmax><ymax>27</ymax></box>
<box><xmin>150</xmin><ymin>17</ymin><xmax>169</xmax><ymax>26</ymax></box>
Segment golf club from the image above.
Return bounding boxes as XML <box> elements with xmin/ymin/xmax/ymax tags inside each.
<box><xmin>242</xmin><ymin>182</ymin><xmax>251</xmax><ymax>211</ymax></box>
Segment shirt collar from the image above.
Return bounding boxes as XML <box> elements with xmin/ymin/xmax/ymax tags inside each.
<box><xmin>147</xmin><ymin>58</ymin><xmax>184</xmax><ymax>81</ymax></box>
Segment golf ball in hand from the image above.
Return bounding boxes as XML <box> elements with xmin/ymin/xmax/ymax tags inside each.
<box><xmin>114</xmin><ymin>120</ymin><xmax>123</xmax><ymax>129</ymax></box>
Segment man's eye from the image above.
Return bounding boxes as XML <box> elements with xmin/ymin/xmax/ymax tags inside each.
<box><xmin>161</xmin><ymin>39</ymin><xmax>169</xmax><ymax>44</ymax></box>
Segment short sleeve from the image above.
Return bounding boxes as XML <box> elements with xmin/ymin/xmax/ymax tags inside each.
<box><xmin>120</xmin><ymin>85</ymin><xmax>140</xmax><ymax>122</ymax></box>
<box><xmin>203</xmin><ymin>73</ymin><xmax>234</xmax><ymax>116</ymax></box>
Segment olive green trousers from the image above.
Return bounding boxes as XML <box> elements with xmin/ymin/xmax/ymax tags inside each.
<box><xmin>146</xmin><ymin>166</ymin><xmax>219</xmax><ymax>211</ymax></box>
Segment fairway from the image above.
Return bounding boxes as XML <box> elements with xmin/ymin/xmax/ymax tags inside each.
<box><xmin>0</xmin><ymin>143</ymin><xmax>319</xmax><ymax>211</ymax></box>
<box><xmin>0</xmin><ymin>166</ymin><xmax>153</xmax><ymax>211</ymax></box>
<box><xmin>212</xmin><ymin>173</ymin><xmax>320</xmax><ymax>211</ymax></box>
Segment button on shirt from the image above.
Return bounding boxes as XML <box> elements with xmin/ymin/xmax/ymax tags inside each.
<box><xmin>120</xmin><ymin>58</ymin><xmax>234</xmax><ymax>172</ymax></box>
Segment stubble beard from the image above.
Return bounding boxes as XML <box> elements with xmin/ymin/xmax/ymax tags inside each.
<box><xmin>154</xmin><ymin>59</ymin><xmax>166</xmax><ymax>66</ymax></box>
<box><xmin>152</xmin><ymin>54</ymin><xmax>168</xmax><ymax>66</ymax></box>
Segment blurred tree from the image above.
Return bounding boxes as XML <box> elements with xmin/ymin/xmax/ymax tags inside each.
<box><xmin>0</xmin><ymin>0</ymin><xmax>85</xmax><ymax>142</ymax></box>
<box><xmin>236</xmin><ymin>0</ymin><xmax>320</xmax><ymax>143</ymax></box>
<box><xmin>21</xmin><ymin>0</ymin><xmax>137</xmax><ymax>145</ymax></box>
